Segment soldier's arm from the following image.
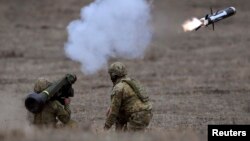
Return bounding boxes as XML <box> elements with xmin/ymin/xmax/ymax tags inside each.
<box><xmin>104</xmin><ymin>85</ymin><xmax>123</xmax><ymax>129</ymax></box>
<box><xmin>55</xmin><ymin>101</ymin><xmax>71</xmax><ymax>124</ymax></box>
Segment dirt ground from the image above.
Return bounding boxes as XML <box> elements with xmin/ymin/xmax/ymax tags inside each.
<box><xmin>0</xmin><ymin>0</ymin><xmax>250</xmax><ymax>140</ymax></box>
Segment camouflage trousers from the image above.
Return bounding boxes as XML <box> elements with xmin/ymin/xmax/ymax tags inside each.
<box><xmin>115</xmin><ymin>110</ymin><xmax>153</xmax><ymax>131</ymax></box>
<box><xmin>64</xmin><ymin>119</ymin><xmax>78</xmax><ymax>128</ymax></box>
<box><xmin>57</xmin><ymin>120</ymin><xmax>78</xmax><ymax>129</ymax></box>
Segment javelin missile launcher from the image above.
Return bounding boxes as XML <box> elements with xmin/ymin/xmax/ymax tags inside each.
<box><xmin>25</xmin><ymin>74</ymin><xmax>77</xmax><ymax>114</ymax></box>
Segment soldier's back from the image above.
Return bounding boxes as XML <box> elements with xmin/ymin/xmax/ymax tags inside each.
<box><xmin>33</xmin><ymin>101</ymin><xmax>59</xmax><ymax>127</ymax></box>
<box><xmin>117</xmin><ymin>77</ymin><xmax>153</xmax><ymax>131</ymax></box>
<box><xmin>117</xmin><ymin>78</ymin><xmax>152</xmax><ymax>115</ymax></box>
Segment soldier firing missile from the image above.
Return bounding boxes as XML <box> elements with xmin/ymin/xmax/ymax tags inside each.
<box><xmin>25</xmin><ymin>74</ymin><xmax>77</xmax><ymax>114</ymax></box>
<box><xmin>182</xmin><ymin>7</ymin><xmax>236</xmax><ymax>32</ymax></box>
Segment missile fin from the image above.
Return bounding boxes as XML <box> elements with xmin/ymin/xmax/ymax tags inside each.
<box><xmin>210</xmin><ymin>7</ymin><xmax>215</xmax><ymax>31</ymax></box>
<box><xmin>210</xmin><ymin>7</ymin><xmax>213</xmax><ymax>15</ymax></box>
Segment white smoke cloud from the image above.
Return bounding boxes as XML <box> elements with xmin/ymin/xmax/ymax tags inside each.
<box><xmin>65</xmin><ymin>0</ymin><xmax>152</xmax><ymax>74</ymax></box>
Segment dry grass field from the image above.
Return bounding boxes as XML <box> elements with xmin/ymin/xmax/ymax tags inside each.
<box><xmin>0</xmin><ymin>0</ymin><xmax>250</xmax><ymax>140</ymax></box>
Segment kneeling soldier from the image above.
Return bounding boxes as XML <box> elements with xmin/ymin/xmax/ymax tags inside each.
<box><xmin>29</xmin><ymin>76</ymin><xmax>77</xmax><ymax>128</ymax></box>
<box><xmin>104</xmin><ymin>62</ymin><xmax>153</xmax><ymax>131</ymax></box>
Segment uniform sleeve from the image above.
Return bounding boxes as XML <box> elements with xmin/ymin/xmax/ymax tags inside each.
<box><xmin>55</xmin><ymin>101</ymin><xmax>71</xmax><ymax>124</ymax></box>
<box><xmin>104</xmin><ymin>85</ymin><xmax>123</xmax><ymax>129</ymax></box>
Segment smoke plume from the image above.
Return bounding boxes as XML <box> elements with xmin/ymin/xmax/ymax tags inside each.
<box><xmin>65</xmin><ymin>0</ymin><xmax>152</xmax><ymax>74</ymax></box>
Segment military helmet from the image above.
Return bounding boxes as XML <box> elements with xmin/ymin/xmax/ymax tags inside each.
<box><xmin>108</xmin><ymin>62</ymin><xmax>127</xmax><ymax>77</ymax></box>
<box><xmin>34</xmin><ymin>77</ymin><xmax>50</xmax><ymax>93</ymax></box>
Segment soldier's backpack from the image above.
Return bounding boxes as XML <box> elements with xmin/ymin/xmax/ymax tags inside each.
<box><xmin>122</xmin><ymin>78</ymin><xmax>149</xmax><ymax>102</ymax></box>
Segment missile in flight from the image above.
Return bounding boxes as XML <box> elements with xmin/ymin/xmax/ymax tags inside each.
<box><xmin>182</xmin><ymin>7</ymin><xmax>236</xmax><ymax>32</ymax></box>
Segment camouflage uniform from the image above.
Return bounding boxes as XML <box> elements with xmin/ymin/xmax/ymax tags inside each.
<box><xmin>104</xmin><ymin>62</ymin><xmax>153</xmax><ymax>131</ymax></box>
<box><xmin>31</xmin><ymin>78</ymin><xmax>76</xmax><ymax>128</ymax></box>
